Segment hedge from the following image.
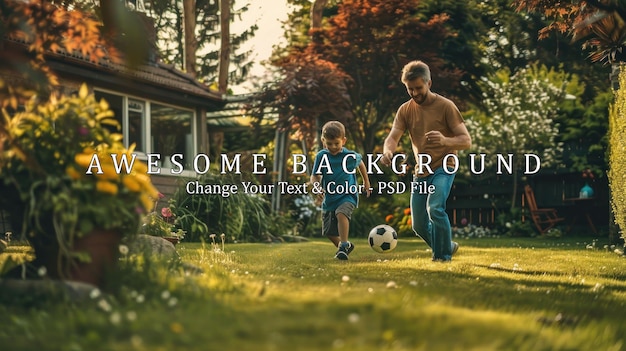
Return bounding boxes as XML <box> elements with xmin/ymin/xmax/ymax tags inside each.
<box><xmin>609</xmin><ymin>64</ymin><xmax>626</xmax><ymax>238</ymax></box>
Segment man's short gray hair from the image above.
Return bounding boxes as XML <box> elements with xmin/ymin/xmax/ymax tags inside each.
<box><xmin>401</xmin><ymin>60</ymin><xmax>431</xmax><ymax>83</ymax></box>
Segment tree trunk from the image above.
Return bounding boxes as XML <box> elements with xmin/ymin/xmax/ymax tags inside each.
<box><xmin>310</xmin><ymin>0</ymin><xmax>328</xmax><ymax>35</ymax></box>
<box><xmin>310</xmin><ymin>0</ymin><xmax>328</xmax><ymax>145</ymax></box>
<box><xmin>218</xmin><ymin>0</ymin><xmax>231</xmax><ymax>94</ymax></box>
<box><xmin>183</xmin><ymin>0</ymin><xmax>197</xmax><ymax>77</ymax></box>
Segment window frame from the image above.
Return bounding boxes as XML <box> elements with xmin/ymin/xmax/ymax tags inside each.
<box><xmin>94</xmin><ymin>88</ymin><xmax>198</xmax><ymax>177</ymax></box>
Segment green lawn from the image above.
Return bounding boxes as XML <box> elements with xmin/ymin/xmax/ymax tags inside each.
<box><xmin>1</xmin><ymin>236</ymin><xmax>625</xmax><ymax>351</ymax></box>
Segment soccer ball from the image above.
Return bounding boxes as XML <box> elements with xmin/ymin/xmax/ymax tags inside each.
<box><xmin>368</xmin><ymin>224</ymin><xmax>398</xmax><ymax>253</ymax></box>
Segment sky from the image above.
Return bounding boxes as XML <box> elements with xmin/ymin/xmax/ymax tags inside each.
<box><xmin>231</xmin><ymin>1</ymin><xmax>292</xmax><ymax>94</ymax></box>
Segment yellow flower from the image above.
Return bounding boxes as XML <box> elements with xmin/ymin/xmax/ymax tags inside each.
<box><xmin>78</xmin><ymin>83</ymin><xmax>89</xmax><ymax>99</ymax></box>
<box><xmin>145</xmin><ymin>183</ymin><xmax>159</xmax><ymax>199</ymax></box>
<box><xmin>132</xmin><ymin>160</ymin><xmax>148</xmax><ymax>174</ymax></box>
<box><xmin>96</xmin><ymin>164</ymin><xmax>120</xmax><ymax>181</ymax></box>
<box><xmin>75</xmin><ymin>153</ymin><xmax>95</xmax><ymax>168</ymax></box>
<box><xmin>134</xmin><ymin>173</ymin><xmax>152</xmax><ymax>190</ymax></box>
<box><xmin>66</xmin><ymin>166</ymin><xmax>82</xmax><ymax>180</ymax></box>
<box><xmin>96</xmin><ymin>180</ymin><xmax>118</xmax><ymax>195</ymax></box>
<box><xmin>140</xmin><ymin>193</ymin><xmax>154</xmax><ymax>212</ymax></box>
<box><xmin>122</xmin><ymin>175</ymin><xmax>141</xmax><ymax>192</ymax></box>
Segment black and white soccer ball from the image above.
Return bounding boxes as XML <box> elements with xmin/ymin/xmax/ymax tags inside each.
<box><xmin>368</xmin><ymin>224</ymin><xmax>398</xmax><ymax>253</ymax></box>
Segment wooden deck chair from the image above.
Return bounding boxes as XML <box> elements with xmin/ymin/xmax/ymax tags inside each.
<box><xmin>524</xmin><ymin>185</ymin><xmax>565</xmax><ymax>235</ymax></box>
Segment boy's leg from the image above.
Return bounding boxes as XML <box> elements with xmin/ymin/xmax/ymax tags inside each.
<box><xmin>322</xmin><ymin>211</ymin><xmax>340</xmax><ymax>246</ymax></box>
<box><xmin>337</xmin><ymin>212</ymin><xmax>349</xmax><ymax>244</ymax></box>
<box><xmin>334</xmin><ymin>202</ymin><xmax>355</xmax><ymax>260</ymax></box>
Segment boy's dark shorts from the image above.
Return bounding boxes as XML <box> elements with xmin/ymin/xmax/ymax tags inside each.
<box><xmin>322</xmin><ymin>202</ymin><xmax>356</xmax><ymax>237</ymax></box>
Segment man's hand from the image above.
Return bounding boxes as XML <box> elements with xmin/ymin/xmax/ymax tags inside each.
<box><xmin>381</xmin><ymin>151</ymin><xmax>394</xmax><ymax>167</ymax></box>
<box><xmin>425</xmin><ymin>130</ymin><xmax>445</xmax><ymax>145</ymax></box>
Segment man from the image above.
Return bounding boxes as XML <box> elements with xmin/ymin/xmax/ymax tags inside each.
<box><xmin>382</xmin><ymin>60</ymin><xmax>471</xmax><ymax>261</ymax></box>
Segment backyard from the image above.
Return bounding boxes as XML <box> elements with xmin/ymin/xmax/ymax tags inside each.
<box><xmin>1</xmin><ymin>235</ymin><xmax>624</xmax><ymax>351</ymax></box>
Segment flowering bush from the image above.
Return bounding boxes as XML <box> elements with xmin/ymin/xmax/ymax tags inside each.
<box><xmin>0</xmin><ymin>84</ymin><xmax>159</xmax><ymax>259</ymax></box>
<box><xmin>141</xmin><ymin>194</ymin><xmax>185</xmax><ymax>240</ymax></box>
<box><xmin>385</xmin><ymin>207</ymin><xmax>413</xmax><ymax>236</ymax></box>
<box><xmin>452</xmin><ymin>223</ymin><xmax>498</xmax><ymax>239</ymax></box>
<box><xmin>581</xmin><ymin>168</ymin><xmax>595</xmax><ymax>180</ymax></box>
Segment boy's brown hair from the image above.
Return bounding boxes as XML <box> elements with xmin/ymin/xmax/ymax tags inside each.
<box><xmin>321</xmin><ymin>121</ymin><xmax>346</xmax><ymax>140</ymax></box>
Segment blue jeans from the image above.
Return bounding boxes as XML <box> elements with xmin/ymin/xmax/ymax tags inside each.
<box><xmin>410</xmin><ymin>167</ymin><xmax>455</xmax><ymax>260</ymax></box>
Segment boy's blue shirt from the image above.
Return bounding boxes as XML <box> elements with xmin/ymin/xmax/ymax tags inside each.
<box><xmin>312</xmin><ymin>147</ymin><xmax>362</xmax><ymax>211</ymax></box>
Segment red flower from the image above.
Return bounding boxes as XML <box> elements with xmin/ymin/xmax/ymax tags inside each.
<box><xmin>582</xmin><ymin>168</ymin><xmax>595</xmax><ymax>179</ymax></box>
<box><xmin>161</xmin><ymin>207</ymin><xmax>173</xmax><ymax>218</ymax></box>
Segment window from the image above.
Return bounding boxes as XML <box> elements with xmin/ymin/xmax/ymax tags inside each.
<box><xmin>151</xmin><ymin>103</ymin><xmax>194</xmax><ymax>168</ymax></box>
<box><xmin>94</xmin><ymin>90</ymin><xmax>196</xmax><ymax>173</ymax></box>
<box><xmin>128</xmin><ymin>99</ymin><xmax>146</xmax><ymax>152</ymax></box>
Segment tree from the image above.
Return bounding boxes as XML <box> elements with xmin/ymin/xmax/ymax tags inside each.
<box><xmin>249</xmin><ymin>51</ymin><xmax>353</xmax><ymax>157</ymax></box>
<box><xmin>307</xmin><ymin>0</ymin><xmax>464</xmax><ymax>153</ymax></box>
<box><xmin>465</xmin><ymin>64</ymin><xmax>568</xmax><ymax>207</ymax></box>
<box><xmin>145</xmin><ymin>0</ymin><xmax>257</xmax><ymax>88</ymax></box>
<box><xmin>514</xmin><ymin>0</ymin><xmax>626</xmax><ymax>65</ymax></box>
<box><xmin>417</xmin><ymin>0</ymin><xmax>536</xmax><ymax>104</ymax></box>
<box><xmin>0</xmin><ymin>0</ymin><xmax>145</xmax><ymax>107</ymax></box>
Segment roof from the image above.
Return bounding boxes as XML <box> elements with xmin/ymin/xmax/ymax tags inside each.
<box><xmin>2</xmin><ymin>37</ymin><xmax>225</xmax><ymax>109</ymax></box>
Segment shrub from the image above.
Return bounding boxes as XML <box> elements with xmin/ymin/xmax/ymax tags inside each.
<box><xmin>286</xmin><ymin>194</ymin><xmax>320</xmax><ymax>237</ymax></box>
<box><xmin>168</xmin><ymin>174</ymin><xmax>270</xmax><ymax>242</ymax></box>
<box><xmin>452</xmin><ymin>224</ymin><xmax>498</xmax><ymax>239</ymax></box>
<box><xmin>495</xmin><ymin>208</ymin><xmax>536</xmax><ymax>237</ymax></box>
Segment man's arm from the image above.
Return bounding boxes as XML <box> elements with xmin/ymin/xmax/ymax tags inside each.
<box><xmin>381</xmin><ymin>127</ymin><xmax>404</xmax><ymax>166</ymax></box>
<box><xmin>424</xmin><ymin>122</ymin><xmax>471</xmax><ymax>150</ymax></box>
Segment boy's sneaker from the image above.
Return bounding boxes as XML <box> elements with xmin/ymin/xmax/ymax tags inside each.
<box><xmin>335</xmin><ymin>242</ymin><xmax>354</xmax><ymax>260</ymax></box>
<box><xmin>451</xmin><ymin>241</ymin><xmax>459</xmax><ymax>256</ymax></box>
<box><xmin>345</xmin><ymin>242</ymin><xmax>354</xmax><ymax>255</ymax></box>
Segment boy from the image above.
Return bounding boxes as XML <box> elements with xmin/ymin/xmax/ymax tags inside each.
<box><xmin>310</xmin><ymin>121</ymin><xmax>371</xmax><ymax>260</ymax></box>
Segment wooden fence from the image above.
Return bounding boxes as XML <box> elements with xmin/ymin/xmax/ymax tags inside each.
<box><xmin>446</xmin><ymin>172</ymin><xmax>610</xmax><ymax>231</ymax></box>
<box><xmin>1</xmin><ymin>171</ymin><xmax>611</xmax><ymax>236</ymax></box>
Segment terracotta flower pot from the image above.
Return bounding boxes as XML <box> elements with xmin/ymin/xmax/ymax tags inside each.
<box><xmin>30</xmin><ymin>228</ymin><xmax>122</xmax><ymax>288</ymax></box>
<box><xmin>68</xmin><ymin>229</ymin><xmax>122</xmax><ymax>287</ymax></box>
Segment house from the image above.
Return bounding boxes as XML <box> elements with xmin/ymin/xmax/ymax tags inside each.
<box><xmin>0</xmin><ymin>29</ymin><xmax>228</xmax><ymax>200</ymax></box>
<box><xmin>0</xmin><ymin>7</ymin><xmax>234</xmax><ymax>234</ymax></box>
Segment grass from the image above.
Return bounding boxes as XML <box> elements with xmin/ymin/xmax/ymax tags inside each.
<box><xmin>1</xmin><ymin>235</ymin><xmax>625</xmax><ymax>351</ymax></box>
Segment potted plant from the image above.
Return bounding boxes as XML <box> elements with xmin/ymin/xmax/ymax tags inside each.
<box><xmin>0</xmin><ymin>84</ymin><xmax>159</xmax><ymax>287</ymax></box>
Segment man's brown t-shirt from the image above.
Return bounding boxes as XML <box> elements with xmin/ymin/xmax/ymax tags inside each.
<box><xmin>392</xmin><ymin>93</ymin><xmax>465</xmax><ymax>176</ymax></box>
